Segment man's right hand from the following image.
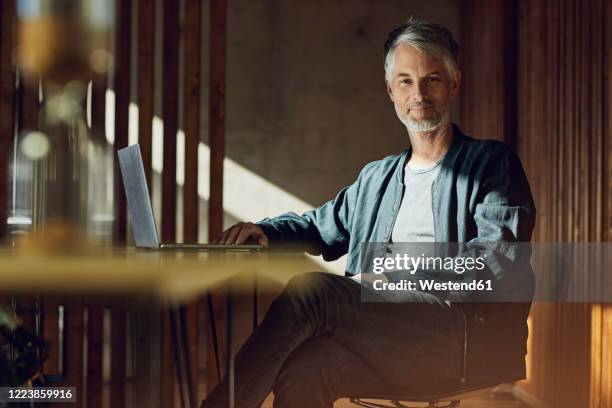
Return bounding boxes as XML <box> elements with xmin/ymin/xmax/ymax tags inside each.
<box><xmin>212</xmin><ymin>222</ymin><xmax>269</xmax><ymax>248</ymax></box>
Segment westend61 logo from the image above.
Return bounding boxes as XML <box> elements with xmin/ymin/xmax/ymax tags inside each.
<box><xmin>371</xmin><ymin>253</ymin><xmax>487</xmax><ymax>274</ymax></box>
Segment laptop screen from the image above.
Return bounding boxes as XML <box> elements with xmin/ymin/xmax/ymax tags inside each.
<box><xmin>117</xmin><ymin>145</ymin><xmax>160</xmax><ymax>248</ymax></box>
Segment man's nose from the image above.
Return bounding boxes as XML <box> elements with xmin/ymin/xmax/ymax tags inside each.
<box><xmin>411</xmin><ymin>81</ymin><xmax>427</xmax><ymax>101</ymax></box>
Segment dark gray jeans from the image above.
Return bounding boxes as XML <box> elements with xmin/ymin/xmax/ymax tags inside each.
<box><xmin>202</xmin><ymin>272</ymin><xmax>465</xmax><ymax>408</ymax></box>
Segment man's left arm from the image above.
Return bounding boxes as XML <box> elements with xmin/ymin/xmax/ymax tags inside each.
<box><xmin>385</xmin><ymin>143</ymin><xmax>536</xmax><ymax>301</ymax></box>
<box><xmin>449</xmin><ymin>144</ymin><xmax>536</xmax><ymax>300</ymax></box>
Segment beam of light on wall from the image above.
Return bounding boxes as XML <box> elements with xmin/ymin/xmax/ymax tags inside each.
<box><xmin>105</xmin><ymin>89</ymin><xmax>114</xmax><ymax>144</ymax></box>
<box><xmin>86</xmin><ymin>81</ymin><xmax>92</xmax><ymax>128</ymax></box>
<box><xmin>128</xmin><ymin>103</ymin><xmax>139</xmax><ymax>146</ymax></box>
<box><xmin>104</xmin><ymin>90</ymin><xmax>139</xmax><ymax>147</ymax></box>
<box><xmin>196</xmin><ymin>142</ymin><xmax>346</xmax><ymax>275</ymax></box>
<box><xmin>117</xmin><ymin>111</ymin><xmax>346</xmax><ymax>274</ymax></box>
<box><xmin>177</xmin><ymin>130</ymin><xmax>185</xmax><ymax>185</ymax></box>
<box><xmin>152</xmin><ymin>116</ymin><xmax>164</xmax><ymax>173</ymax></box>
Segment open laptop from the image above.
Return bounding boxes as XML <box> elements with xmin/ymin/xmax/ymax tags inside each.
<box><xmin>117</xmin><ymin>144</ymin><xmax>263</xmax><ymax>252</ymax></box>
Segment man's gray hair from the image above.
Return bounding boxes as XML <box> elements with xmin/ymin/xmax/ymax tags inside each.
<box><xmin>383</xmin><ymin>17</ymin><xmax>460</xmax><ymax>83</ymax></box>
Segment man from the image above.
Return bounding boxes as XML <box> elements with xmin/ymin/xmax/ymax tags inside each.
<box><xmin>203</xmin><ymin>17</ymin><xmax>535</xmax><ymax>408</ymax></box>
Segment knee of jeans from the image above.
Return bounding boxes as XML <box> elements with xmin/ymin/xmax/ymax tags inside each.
<box><xmin>266</xmin><ymin>274</ymin><xmax>312</xmax><ymax>316</ymax></box>
<box><xmin>273</xmin><ymin>272</ymin><xmax>329</xmax><ymax>309</ymax></box>
<box><xmin>283</xmin><ymin>271</ymin><xmax>337</xmax><ymax>299</ymax></box>
<box><xmin>267</xmin><ymin>272</ymin><xmax>342</xmax><ymax>330</ymax></box>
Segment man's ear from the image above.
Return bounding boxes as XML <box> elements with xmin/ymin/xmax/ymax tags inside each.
<box><xmin>386</xmin><ymin>79</ymin><xmax>394</xmax><ymax>101</ymax></box>
<box><xmin>450</xmin><ymin>70</ymin><xmax>461</xmax><ymax>97</ymax></box>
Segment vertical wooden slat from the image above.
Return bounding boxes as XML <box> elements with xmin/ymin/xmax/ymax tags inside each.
<box><xmin>19</xmin><ymin>75</ymin><xmax>39</xmax><ymax>131</ymax></box>
<box><xmin>605</xmin><ymin>0</ymin><xmax>612</xmax><ymax>244</ymax></box>
<box><xmin>132</xmin><ymin>307</ymin><xmax>160</xmax><ymax>408</ymax></box>
<box><xmin>86</xmin><ymin>304</ymin><xmax>104</xmax><ymax>408</ymax></box>
<box><xmin>207</xmin><ymin>0</ymin><xmax>228</xmax><ymax>395</ymax></box>
<box><xmin>42</xmin><ymin>297</ymin><xmax>59</xmax><ymax>374</ymax></box>
<box><xmin>161</xmin><ymin>0</ymin><xmax>179</xmax><ymax>242</ymax></box>
<box><xmin>183</xmin><ymin>0</ymin><xmax>202</xmax><ymax>404</ymax></box>
<box><xmin>591</xmin><ymin>303</ymin><xmax>603</xmax><ymax>408</ymax></box>
<box><xmin>592</xmin><ymin>0</ymin><xmax>603</xmax><ymax>243</ymax></box>
<box><xmin>114</xmin><ymin>0</ymin><xmax>132</xmax><ymax>243</ymax></box>
<box><xmin>0</xmin><ymin>0</ymin><xmax>16</xmax><ymax>240</ymax></box>
<box><xmin>85</xmin><ymin>39</ymin><xmax>108</xmax><ymax>408</ymax></box>
<box><xmin>111</xmin><ymin>2</ymin><xmax>132</xmax><ymax>407</ymax></box>
<box><xmin>110</xmin><ymin>306</ymin><xmax>126</xmax><ymax>408</ymax></box>
<box><xmin>594</xmin><ymin>0</ymin><xmax>612</xmax><ymax>406</ymax></box>
<box><xmin>185</xmin><ymin>303</ymin><xmax>199</xmax><ymax>404</ymax></box>
<box><xmin>603</xmin><ymin>305</ymin><xmax>612</xmax><ymax>407</ymax></box>
<box><xmin>64</xmin><ymin>301</ymin><xmax>84</xmax><ymax>406</ymax></box>
<box><xmin>160</xmin><ymin>313</ymin><xmax>177</xmax><ymax>408</ymax></box>
<box><xmin>208</xmin><ymin>0</ymin><xmax>226</xmax><ymax>240</ymax></box>
<box><xmin>501</xmin><ymin>0</ymin><xmax>518</xmax><ymax>150</ymax></box>
<box><xmin>459</xmin><ymin>0</ymin><xmax>516</xmax><ymax>145</ymax></box>
<box><xmin>552</xmin><ymin>0</ymin><xmax>561</xmax><ymax>243</ymax></box>
<box><xmin>91</xmin><ymin>73</ymin><xmax>107</xmax><ymax>142</ymax></box>
<box><xmin>134</xmin><ymin>2</ymin><xmax>157</xmax><ymax>407</ymax></box>
<box><xmin>138</xmin><ymin>0</ymin><xmax>155</xmax><ymax>190</ymax></box>
<box><xmin>183</xmin><ymin>0</ymin><xmax>201</xmax><ymax>243</ymax></box>
<box><xmin>161</xmin><ymin>2</ymin><xmax>180</xmax><ymax>406</ymax></box>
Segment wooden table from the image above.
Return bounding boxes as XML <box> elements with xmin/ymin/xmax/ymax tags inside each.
<box><xmin>0</xmin><ymin>248</ymin><xmax>316</xmax><ymax>300</ymax></box>
<box><xmin>0</xmin><ymin>248</ymin><xmax>321</xmax><ymax>408</ymax></box>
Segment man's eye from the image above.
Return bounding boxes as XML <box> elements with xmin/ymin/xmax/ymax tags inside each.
<box><xmin>400</xmin><ymin>79</ymin><xmax>412</xmax><ymax>85</ymax></box>
<box><xmin>427</xmin><ymin>77</ymin><xmax>440</xmax><ymax>82</ymax></box>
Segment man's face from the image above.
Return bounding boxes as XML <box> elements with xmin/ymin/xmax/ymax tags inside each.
<box><xmin>386</xmin><ymin>43</ymin><xmax>460</xmax><ymax>132</ymax></box>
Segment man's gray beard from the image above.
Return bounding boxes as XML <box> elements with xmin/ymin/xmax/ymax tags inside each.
<box><xmin>395</xmin><ymin>106</ymin><xmax>450</xmax><ymax>133</ymax></box>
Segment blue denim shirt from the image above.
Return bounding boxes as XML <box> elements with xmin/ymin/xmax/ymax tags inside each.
<box><xmin>258</xmin><ymin>124</ymin><xmax>535</xmax><ymax>275</ymax></box>
<box><xmin>258</xmin><ymin>124</ymin><xmax>536</xmax><ymax>382</ymax></box>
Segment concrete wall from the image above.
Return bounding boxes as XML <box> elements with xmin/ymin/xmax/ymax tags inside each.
<box><xmin>223</xmin><ymin>0</ymin><xmax>459</xmax><ymax>211</ymax></box>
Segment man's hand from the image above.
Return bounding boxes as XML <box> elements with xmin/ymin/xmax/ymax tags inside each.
<box><xmin>212</xmin><ymin>222</ymin><xmax>269</xmax><ymax>247</ymax></box>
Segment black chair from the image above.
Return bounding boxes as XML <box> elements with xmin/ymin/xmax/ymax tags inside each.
<box><xmin>350</xmin><ymin>305</ymin><xmax>521</xmax><ymax>408</ymax></box>
<box><xmin>350</xmin><ymin>384</ymin><xmax>502</xmax><ymax>408</ymax></box>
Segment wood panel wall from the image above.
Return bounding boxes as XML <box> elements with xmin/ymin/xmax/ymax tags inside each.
<box><xmin>459</xmin><ymin>0</ymin><xmax>517</xmax><ymax>146</ymax></box>
<box><xmin>87</xmin><ymin>31</ymin><xmax>108</xmax><ymax>408</ymax></box>
<box><xmin>517</xmin><ymin>0</ymin><xmax>611</xmax><ymax>406</ymax></box>
<box><xmin>206</xmin><ymin>0</ymin><xmax>229</xmax><ymax>394</ymax></box>
<box><xmin>110</xmin><ymin>2</ymin><xmax>132</xmax><ymax>406</ymax></box>
<box><xmin>183</xmin><ymin>0</ymin><xmax>203</xmax><ymax>404</ymax></box>
<box><xmin>208</xmin><ymin>0</ymin><xmax>226</xmax><ymax>241</ymax></box>
<box><xmin>461</xmin><ymin>1</ymin><xmax>611</xmax><ymax>407</ymax></box>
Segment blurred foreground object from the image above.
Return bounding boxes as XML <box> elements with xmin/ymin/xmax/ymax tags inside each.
<box><xmin>0</xmin><ymin>307</ymin><xmax>48</xmax><ymax>387</ymax></box>
<box><xmin>16</xmin><ymin>0</ymin><xmax>114</xmax><ymax>84</ymax></box>
<box><xmin>8</xmin><ymin>0</ymin><xmax>115</xmax><ymax>248</ymax></box>
<box><xmin>8</xmin><ymin>117</ymin><xmax>115</xmax><ymax>246</ymax></box>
